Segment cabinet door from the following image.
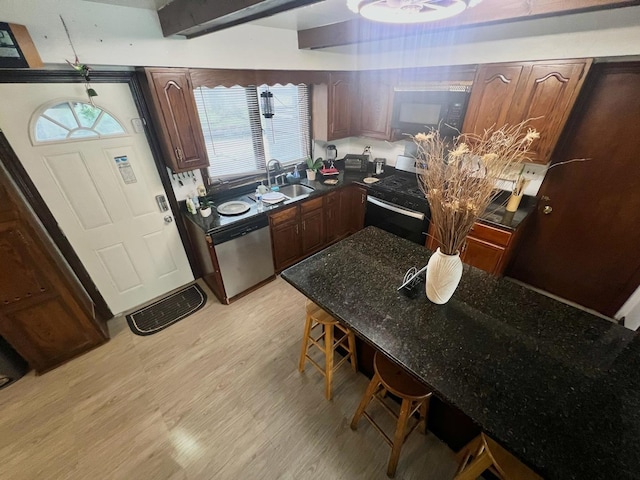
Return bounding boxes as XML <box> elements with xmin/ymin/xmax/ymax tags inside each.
<box><xmin>271</xmin><ymin>221</ymin><xmax>302</xmax><ymax>272</ymax></box>
<box><xmin>356</xmin><ymin>73</ymin><xmax>395</xmax><ymax>140</ymax></box>
<box><xmin>462</xmin><ymin>236</ymin><xmax>506</xmax><ymax>275</ymax></box>
<box><xmin>349</xmin><ymin>186</ymin><xmax>367</xmax><ymax>233</ymax></box>
<box><xmin>463</xmin><ymin>64</ymin><xmax>525</xmax><ymax>135</ymax></box>
<box><xmin>328</xmin><ymin>73</ymin><xmax>354</xmax><ymax>140</ymax></box>
<box><xmin>148</xmin><ymin>70</ymin><xmax>209</xmax><ymax>172</ymax></box>
<box><xmin>507</xmin><ymin>61</ymin><xmax>590</xmax><ymax>163</ymax></box>
<box><xmin>301</xmin><ymin>208</ymin><xmax>325</xmax><ymax>256</ymax></box>
<box><xmin>324</xmin><ymin>191</ymin><xmax>343</xmax><ymax>243</ymax></box>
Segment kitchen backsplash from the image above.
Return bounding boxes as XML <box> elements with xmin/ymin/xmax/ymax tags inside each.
<box><xmin>167</xmin><ymin>167</ymin><xmax>206</xmax><ymax>201</ymax></box>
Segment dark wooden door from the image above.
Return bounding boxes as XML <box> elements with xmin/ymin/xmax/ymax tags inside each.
<box><xmin>271</xmin><ymin>221</ymin><xmax>301</xmax><ymax>271</ymax></box>
<box><xmin>328</xmin><ymin>73</ymin><xmax>353</xmax><ymax>140</ymax></box>
<box><xmin>148</xmin><ymin>70</ymin><xmax>209</xmax><ymax>172</ymax></box>
<box><xmin>508</xmin><ymin>63</ymin><xmax>640</xmax><ymax>317</ymax></box>
<box><xmin>301</xmin><ymin>208</ymin><xmax>324</xmax><ymax>255</ymax></box>
<box><xmin>349</xmin><ymin>186</ymin><xmax>367</xmax><ymax>233</ymax></box>
<box><xmin>356</xmin><ymin>73</ymin><xmax>395</xmax><ymax>140</ymax></box>
<box><xmin>462</xmin><ymin>64</ymin><xmax>524</xmax><ymax>135</ymax></box>
<box><xmin>508</xmin><ymin>61</ymin><xmax>590</xmax><ymax>164</ymax></box>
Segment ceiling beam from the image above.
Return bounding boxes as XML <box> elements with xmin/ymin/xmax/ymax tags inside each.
<box><xmin>298</xmin><ymin>0</ymin><xmax>640</xmax><ymax>49</ymax></box>
<box><xmin>158</xmin><ymin>0</ymin><xmax>324</xmax><ymax>38</ymax></box>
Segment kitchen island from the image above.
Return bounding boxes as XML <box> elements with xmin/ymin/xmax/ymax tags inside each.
<box><xmin>281</xmin><ymin>226</ymin><xmax>640</xmax><ymax>480</ymax></box>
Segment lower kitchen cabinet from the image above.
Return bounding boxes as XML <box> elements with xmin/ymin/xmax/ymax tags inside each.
<box><xmin>427</xmin><ymin>221</ymin><xmax>517</xmax><ymax>276</ymax></box>
<box><xmin>270</xmin><ymin>185</ymin><xmax>367</xmax><ymax>273</ymax></box>
<box><xmin>325</xmin><ymin>189</ymin><xmax>350</xmax><ymax>244</ymax></box>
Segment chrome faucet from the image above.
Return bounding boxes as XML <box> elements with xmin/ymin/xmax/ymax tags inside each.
<box><xmin>267</xmin><ymin>159</ymin><xmax>282</xmax><ymax>190</ymax></box>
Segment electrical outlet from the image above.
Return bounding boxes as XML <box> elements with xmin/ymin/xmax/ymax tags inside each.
<box><xmin>521</xmin><ymin>163</ymin><xmax>547</xmax><ymax>180</ymax></box>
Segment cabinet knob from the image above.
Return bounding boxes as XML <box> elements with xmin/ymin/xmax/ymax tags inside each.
<box><xmin>175</xmin><ymin>147</ymin><xmax>184</xmax><ymax>161</ymax></box>
<box><xmin>542</xmin><ymin>205</ymin><xmax>553</xmax><ymax>215</ymax></box>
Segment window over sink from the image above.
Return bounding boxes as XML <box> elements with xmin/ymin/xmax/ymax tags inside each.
<box><xmin>194</xmin><ymin>83</ymin><xmax>311</xmax><ymax>180</ymax></box>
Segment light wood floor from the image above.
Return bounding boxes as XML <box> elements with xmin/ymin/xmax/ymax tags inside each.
<box><xmin>0</xmin><ymin>277</ymin><xmax>458</xmax><ymax>480</ymax></box>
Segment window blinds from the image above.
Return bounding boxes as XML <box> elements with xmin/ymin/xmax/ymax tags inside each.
<box><xmin>194</xmin><ymin>83</ymin><xmax>310</xmax><ymax>180</ymax></box>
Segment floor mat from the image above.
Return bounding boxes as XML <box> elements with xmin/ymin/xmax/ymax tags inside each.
<box><xmin>125</xmin><ymin>284</ymin><xmax>207</xmax><ymax>336</ymax></box>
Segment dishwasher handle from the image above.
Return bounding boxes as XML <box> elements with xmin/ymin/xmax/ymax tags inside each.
<box><xmin>211</xmin><ymin>216</ymin><xmax>269</xmax><ymax>244</ymax></box>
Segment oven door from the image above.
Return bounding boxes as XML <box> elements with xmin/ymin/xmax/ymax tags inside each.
<box><xmin>365</xmin><ymin>196</ymin><xmax>429</xmax><ymax>245</ymax></box>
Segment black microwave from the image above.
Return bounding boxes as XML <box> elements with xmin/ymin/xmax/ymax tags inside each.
<box><xmin>391</xmin><ymin>85</ymin><xmax>471</xmax><ymax>138</ymax></box>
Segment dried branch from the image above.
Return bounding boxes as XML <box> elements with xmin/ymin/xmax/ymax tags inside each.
<box><xmin>414</xmin><ymin>120</ymin><xmax>539</xmax><ymax>255</ymax></box>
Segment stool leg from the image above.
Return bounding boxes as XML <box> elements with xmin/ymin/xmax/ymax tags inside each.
<box><xmin>454</xmin><ymin>449</ymin><xmax>493</xmax><ymax>480</ymax></box>
<box><xmin>298</xmin><ymin>315</ymin><xmax>313</xmax><ymax>373</ymax></box>
<box><xmin>387</xmin><ymin>398</ymin><xmax>413</xmax><ymax>477</ymax></box>
<box><xmin>418</xmin><ymin>397</ymin><xmax>430</xmax><ymax>434</ymax></box>
<box><xmin>351</xmin><ymin>374</ymin><xmax>380</xmax><ymax>430</ymax></box>
<box><xmin>325</xmin><ymin>323</ymin><xmax>334</xmax><ymax>400</ymax></box>
<box><xmin>347</xmin><ymin>330</ymin><xmax>358</xmax><ymax>372</ymax></box>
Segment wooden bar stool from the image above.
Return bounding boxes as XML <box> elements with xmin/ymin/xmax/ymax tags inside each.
<box><xmin>454</xmin><ymin>432</ymin><xmax>542</xmax><ymax>480</ymax></box>
<box><xmin>350</xmin><ymin>352</ymin><xmax>433</xmax><ymax>478</ymax></box>
<box><xmin>298</xmin><ymin>300</ymin><xmax>357</xmax><ymax>400</ymax></box>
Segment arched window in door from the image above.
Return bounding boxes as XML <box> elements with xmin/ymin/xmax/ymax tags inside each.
<box><xmin>30</xmin><ymin>100</ymin><xmax>127</xmax><ymax>145</ymax></box>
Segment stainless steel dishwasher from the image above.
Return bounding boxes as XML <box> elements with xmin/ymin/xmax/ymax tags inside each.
<box><xmin>210</xmin><ymin>215</ymin><xmax>275</xmax><ymax>299</ymax></box>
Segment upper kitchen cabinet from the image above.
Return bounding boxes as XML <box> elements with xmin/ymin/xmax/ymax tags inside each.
<box><xmin>313</xmin><ymin>72</ymin><xmax>355</xmax><ymax>141</ymax></box>
<box><xmin>353</xmin><ymin>71</ymin><xmax>396</xmax><ymax>141</ymax></box>
<box><xmin>141</xmin><ymin>68</ymin><xmax>209</xmax><ymax>173</ymax></box>
<box><xmin>463</xmin><ymin>59</ymin><xmax>592</xmax><ymax>164</ymax></box>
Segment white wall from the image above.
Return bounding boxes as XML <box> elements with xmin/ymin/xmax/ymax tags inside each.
<box><xmin>618</xmin><ymin>287</ymin><xmax>640</xmax><ymax>331</ymax></box>
<box><xmin>2</xmin><ymin>0</ymin><xmax>640</xmax><ymax>71</ymax></box>
<box><xmin>1</xmin><ymin>0</ymin><xmax>356</xmax><ymax>70</ymax></box>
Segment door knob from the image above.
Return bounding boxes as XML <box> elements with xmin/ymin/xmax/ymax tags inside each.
<box><xmin>542</xmin><ymin>205</ymin><xmax>553</xmax><ymax>215</ymax></box>
<box><xmin>164</xmin><ymin>215</ymin><xmax>173</xmax><ymax>223</ymax></box>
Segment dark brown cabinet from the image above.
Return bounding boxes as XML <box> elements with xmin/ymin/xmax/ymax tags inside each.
<box><xmin>325</xmin><ymin>189</ymin><xmax>350</xmax><ymax>244</ymax></box>
<box><xmin>349</xmin><ymin>186</ymin><xmax>367</xmax><ymax>232</ymax></box>
<box><xmin>300</xmin><ymin>199</ymin><xmax>325</xmax><ymax>254</ymax></box>
<box><xmin>427</xmin><ymin>221</ymin><xmax>517</xmax><ymax>276</ymax></box>
<box><xmin>0</xmin><ymin>178</ymin><xmax>107</xmax><ymax>374</ymax></box>
<box><xmin>313</xmin><ymin>72</ymin><xmax>355</xmax><ymax>141</ymax></box>
<box><xmin>142</xmin><ymin>68</ymin><xmax>209</xmax><ymax>172</ymax></box>
<box><xmin>463</xmin><ymin>59</ymin><xmax>591</xmax><ymax>164</ymax></box>
<box><xmin>269</xmin><ymin>186</ymin><xmax>366</xmax><ymax>272</ymax></box>
<box><xmin>354</xmin><ymin>72</ymin><xmax>396</xmax><ymax>140</ymax></box>
<box><xmin>270</xmin><ymin>197</ymin><xmax>326</xmax><ymax>272</ymax></box>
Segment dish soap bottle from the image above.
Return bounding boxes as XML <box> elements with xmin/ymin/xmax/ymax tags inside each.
<box><xmin>255</xmin><ymin>186</ymin><xmax>264</xmax><ymax>212</ymax></box>
<box><xmin>186</xmin><ymin>197</ymin><xmax>196</xmax><ymax>214</ymax></box>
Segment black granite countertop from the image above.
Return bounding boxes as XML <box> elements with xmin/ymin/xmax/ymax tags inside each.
<box><xmin>281</xmin><ymin>227</ymin><xmax>640</xmax><ymax>480</ymax></box>
<box><xmin>183</xmin><ymin>167</ymin><xmax>534</xmax><ymax>235</ymax></box>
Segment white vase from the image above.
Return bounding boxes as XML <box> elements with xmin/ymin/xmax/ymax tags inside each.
<box><xmin>307</xmin><ymin>169</ymin><xmax>317</xmax><ymax>181</ymax></box>
<box><xmin>200</xmin><ymin>207</ymin><xmax>212</xmax><ymax>218</ymax></box>
<box><xmin>425</xmin><ymin>248</ymin><xmax>463</xmax><ymax>304</ymax></box>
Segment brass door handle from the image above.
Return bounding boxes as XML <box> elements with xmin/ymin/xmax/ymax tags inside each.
<box><xmin>543</xmin><ymin>205</ymin><xmax>553</xmax><ymax>215</ymax></box>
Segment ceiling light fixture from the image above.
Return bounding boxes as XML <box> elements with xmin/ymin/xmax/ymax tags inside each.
<box><xmin>347</xmin><ymin>0</ymin><xmax>483</xmax><ymax>24</ymax></box>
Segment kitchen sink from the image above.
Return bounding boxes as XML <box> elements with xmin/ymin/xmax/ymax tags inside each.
<box><xmin>278</xmin><ymin>184</ymin><xmax>314</xmax><ymax>199</ymax></box>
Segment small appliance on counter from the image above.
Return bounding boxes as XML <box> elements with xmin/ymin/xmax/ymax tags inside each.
<box><xmin>326</xmin><ymin>144</ymin><xmax>338</xmax><ymax>163</ymax></box>
<box><xmin>374</xmin><ymin>158</ymin><xmax>386</xmax><ymax>175</ymax></box>
<box><xmin>344</xmin><ymin>154</ymin><xmax>369</xmax><ymax>173</ymax></box>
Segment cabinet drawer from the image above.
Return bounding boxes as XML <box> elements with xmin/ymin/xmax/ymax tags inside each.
<box><xmin>269</xmin><ymin>205</ymin><xmax>298</xmax><ymax>227</ymax></box>
<box><xmin>469</xmin><ymin>222</ymin><xmax>511</xmax><ymax>247</ymax></box>
<box><xmin>300</xmin><ymin>196</ymin><xmax>323</xmax><ymax>214</ymax></box>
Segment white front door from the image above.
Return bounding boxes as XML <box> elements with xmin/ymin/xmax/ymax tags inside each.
<box><xmin>0</xmin><ymin>83</ymin><xmax>194</xmax><ymax>315</ymax></box>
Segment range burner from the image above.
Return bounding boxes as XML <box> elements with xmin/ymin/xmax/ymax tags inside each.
<box><xmin>367</xmin><ymin>172</ymin><xmax>429</xmax><ymax>213</ymax></box>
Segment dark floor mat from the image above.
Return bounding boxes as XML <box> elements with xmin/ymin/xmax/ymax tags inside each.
<box><xmin>125</xmin><ymin>284</ymin><xmax>207</xmax><ymax>336</ymax></box>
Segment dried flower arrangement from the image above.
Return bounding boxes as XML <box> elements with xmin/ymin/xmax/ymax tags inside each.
<box><xmin>415</xmin><ymin>121</ymin><xmax>540</xmax><ymax>256</ymax></box>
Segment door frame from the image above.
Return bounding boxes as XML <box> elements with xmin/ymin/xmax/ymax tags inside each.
<box><xmin>0</xmin><ymin>70</ymin><xmax>198</xmax><ymax>321</ymax></box>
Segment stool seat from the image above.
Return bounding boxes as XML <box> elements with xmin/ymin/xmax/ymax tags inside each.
<box><xmin>299</xmin><ymin>300</ymin><xmax>358</xmax><ymax>400</ymax></box>
<box><xmin>351</xmin><ymin>352</ymin><xmax>433</xmax><ymax>477</ymax></box>
<box><xmin>374</xmin><ymin>354</ymin><xmax>431</xmax><ymax>400</ymax></box>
